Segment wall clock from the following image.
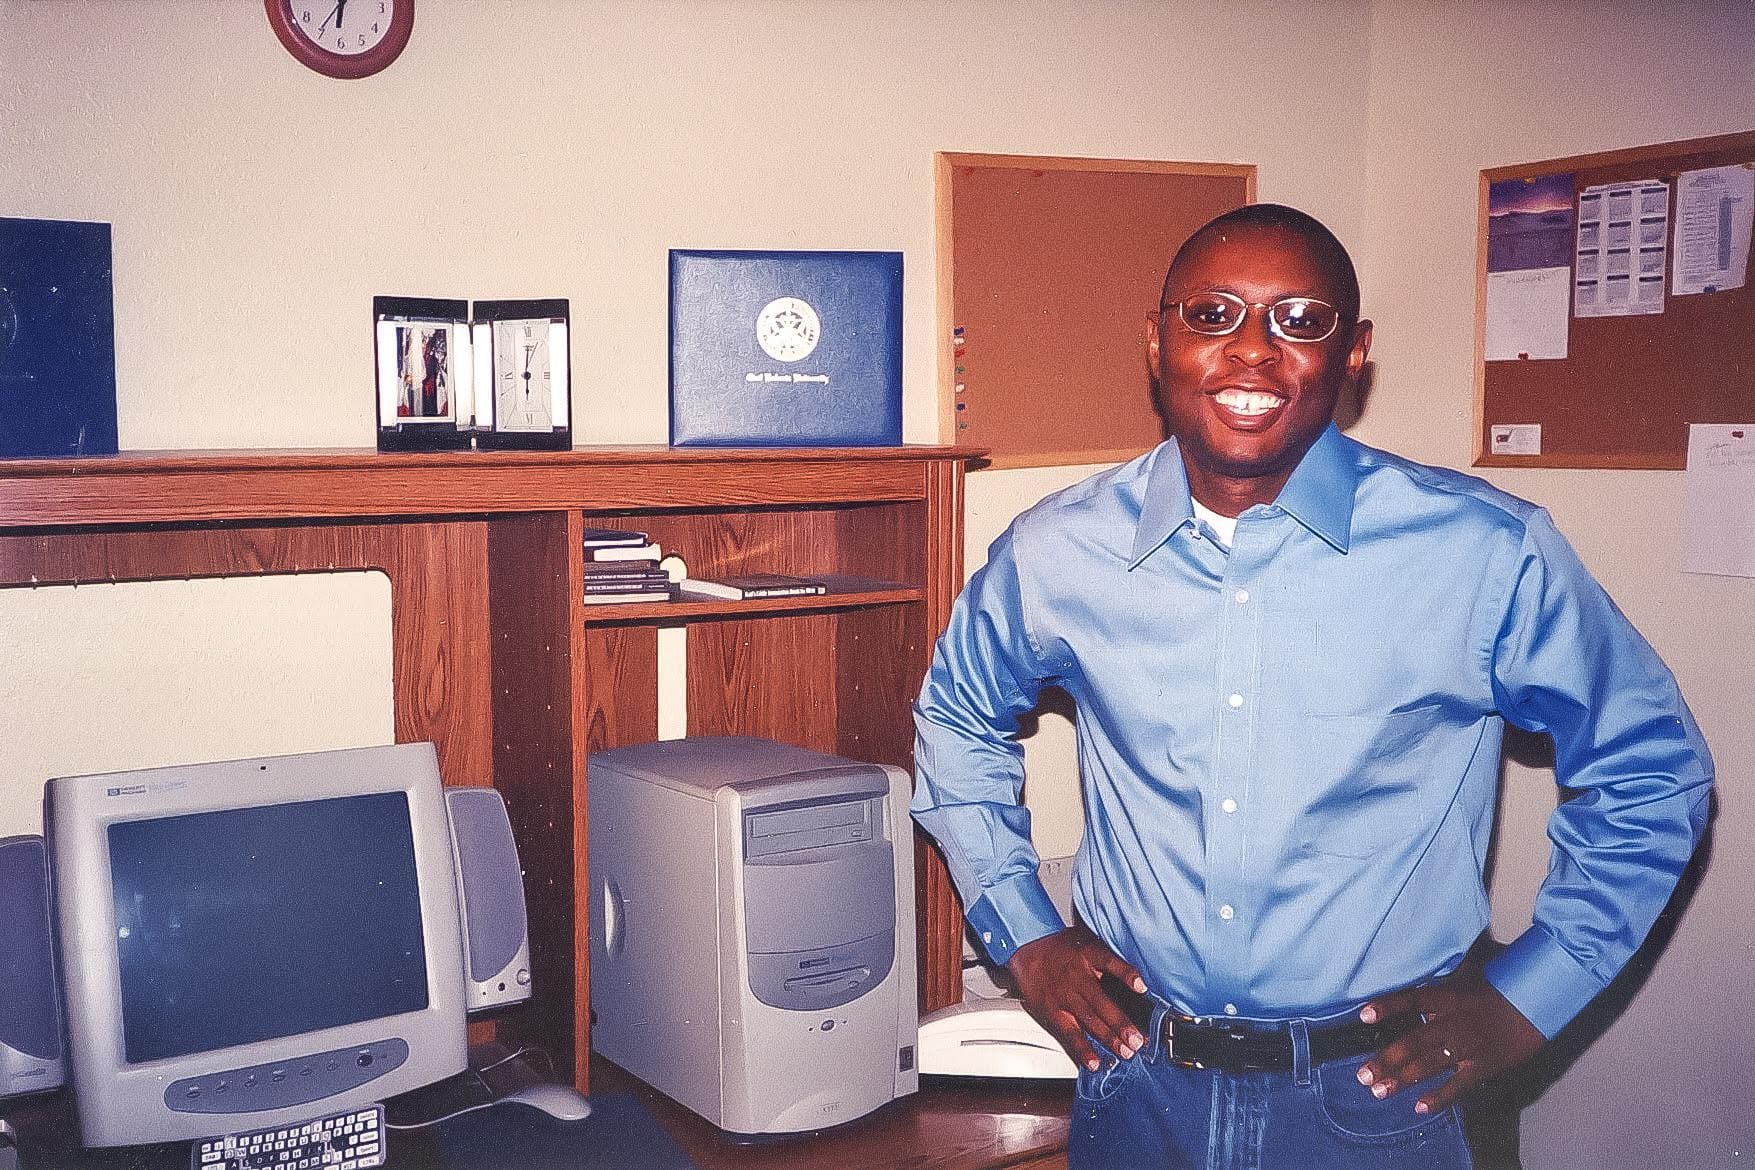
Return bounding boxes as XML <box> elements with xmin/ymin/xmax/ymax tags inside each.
<box><xmin>265</xmin><ymin>0</ymin><xmax>414</xmax><ymax>80</ymax></box>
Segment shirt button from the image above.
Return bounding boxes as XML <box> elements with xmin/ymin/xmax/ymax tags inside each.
<box><xmin>1224</xmin><ymin>1003</ymin><xmax>1239</xmax><ymax>1016</ymax></box>
<box><xmin>1227</xmin><ymin>693</ymin><xmax>1244</xmax><ymax>708</ymax></box>
<box><xmin>1221</xmin><ymin>798</ymin><xmax>1238</xmax><ymax>814</ymax></box>
<box><xmin>1219</xmin><ymin>904</ymin><xmax>1234</xmax><ymax>920</ymax></box>
<box><xmin>1234</xmin><ymin>589</ymin><xmax>1250</xmax><ymax>604</ymax></box>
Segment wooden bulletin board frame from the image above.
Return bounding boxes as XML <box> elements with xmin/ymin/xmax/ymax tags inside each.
<box><xmin>1475</xmin><ymin>131</ymin><xmax>1755</xmax><ymax>469</ymax></box>
<box><xmin>936</xmin><ymin>153</ymin><xmax>1254</xmax><ymax>469</ymax></box>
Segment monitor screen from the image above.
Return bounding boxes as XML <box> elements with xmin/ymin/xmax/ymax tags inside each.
<box><xmin>109</xmin><ymin>793</ymin><xmax>428</xmax><ymax>1065</ymax></box>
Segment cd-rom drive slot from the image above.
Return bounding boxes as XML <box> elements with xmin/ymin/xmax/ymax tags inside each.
<box><xmin>744</xmin><ymin>799</ymin><xmax>874</xmax><ymax>858</ymax></box>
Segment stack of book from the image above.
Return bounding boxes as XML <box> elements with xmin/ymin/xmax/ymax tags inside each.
<box><xmin>582</xmin><ymin>528</ymin><xmax>675</xmax><ymax>605</ymax></box>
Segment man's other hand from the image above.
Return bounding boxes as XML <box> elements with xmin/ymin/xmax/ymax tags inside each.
<box><xmin>1354</xmin><ymin>964</ymin><xmax>1544</xmax><ymax>1115</ymax></box>
<box><xmin>1007</xmin><ymin>924</ymin><xmax>1149</xmax><ymax>1072</ymax></box>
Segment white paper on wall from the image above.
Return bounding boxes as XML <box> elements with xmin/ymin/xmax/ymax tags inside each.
<box><xmin>1681</xmin><ymin>424</ymin><xmax>1755</xmax><ymax>578</ymax></box>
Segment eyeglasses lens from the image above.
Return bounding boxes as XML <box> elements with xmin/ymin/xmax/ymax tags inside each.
<box><xmin>1178</xmin><ymin>294</ymin><xmax>1246</xmax><ymax>334</ymax></box>
<box><xmin>1269</xmin><ymin>299</ymin><xmax>1339</xmax><ymax>342</ymax></box>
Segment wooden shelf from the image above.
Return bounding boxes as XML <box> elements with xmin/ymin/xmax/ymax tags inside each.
<box><xmin>0</xmin><ymin>445</ymin><xmax>976</xmax><ymax>1092</ymax></box>
<box><xmin>585</xmin><ymin>576</ymin><xmax>923</xmax><ymax>623</ymax></box>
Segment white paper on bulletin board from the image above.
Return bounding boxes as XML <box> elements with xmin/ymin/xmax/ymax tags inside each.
<box><xmin>1485</xmin><ymin>267</ymin><xmax>1571</xmax><ymax>360</ymax></box>
<box><xmin>1673</xmin><ymin>164</ymin><xmax>1753</xmax><ymax>296</ymax></box>
<box><xmin>1681</xmin><ymin>424</ymin><xmax>1755</xmax><ymax>577</ymax></box>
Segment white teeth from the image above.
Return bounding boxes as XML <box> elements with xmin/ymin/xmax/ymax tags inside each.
<box><xmin>1214</xmin><ymin>389</ymin><xmax>1285</xmax><ymax>416</ymax></box>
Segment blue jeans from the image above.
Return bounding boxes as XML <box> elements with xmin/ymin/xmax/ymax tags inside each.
<box><xmin>1068</xmin><ymin>1009</ymin><xmax>1474</xmax><ymax>1170</ymax></box>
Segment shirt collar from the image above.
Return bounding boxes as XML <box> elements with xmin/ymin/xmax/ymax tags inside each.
<box><xmin>1276</xmin><ymin>423</ymin><xmax>1357</xmax><ymax>554</ymax></box>
<box><xmin>1129</xmin><ymin>423</ymin><xmax>1358</xmax><ymax>567</ymax></box>
<box><xmin>1130</xmin><ymin>441</ymin><xmax>1196</xmax><ymax>567</ymax></box>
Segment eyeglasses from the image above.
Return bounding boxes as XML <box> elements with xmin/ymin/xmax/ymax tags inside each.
<box><xmin>1168</xmin><ymin>292</ymin><xmax>1346</xmax><ymax>343</ymax></box>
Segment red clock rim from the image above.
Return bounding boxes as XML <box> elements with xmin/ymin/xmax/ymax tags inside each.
<box><xmin>265</xmin><ymin>0</ymin><xmax>414</xmax><ymax>80</ymax></box>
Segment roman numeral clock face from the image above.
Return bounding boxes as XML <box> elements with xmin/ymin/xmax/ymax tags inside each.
<box><xmin>495</xmin><ymin>320</ymin><xmax>553</xmax><ymax>433</ymax></box>
<box><xmin>265</xmin><ymin>0</ymin><xmax>415</xmax><ymax>80</ymax></box>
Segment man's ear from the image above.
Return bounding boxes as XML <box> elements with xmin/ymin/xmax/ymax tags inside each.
<box><xmin>1346</xmin><ymin>318</ymin><xmax>1373</xmax><ymax>382</ymax></box>
<box><xmin>1145</xmin><ymin>309</ymin><xmax>1162</xmax><ymax>367</ymax></box>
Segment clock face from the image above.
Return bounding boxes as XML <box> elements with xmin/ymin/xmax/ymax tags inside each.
<box><xmin>266</xmin><ymin>0</ymin><xmax>414</xmax><ymax>79</ymax></box>
<box><xmin>289</xmin><ymin>0</ymin><xmax>395</xmax><ymax>55</ymax></box>
<box><xmin>494</xmin><ymin>319</ymin><xmax>554</xmax><ymax>433</ymax></box>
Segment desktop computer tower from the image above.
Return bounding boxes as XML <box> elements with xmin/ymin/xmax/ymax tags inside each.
<box><xmin>588</xmin><ymin>737</ymin><xmax>918</xmax><ymax>1135</ymax></box>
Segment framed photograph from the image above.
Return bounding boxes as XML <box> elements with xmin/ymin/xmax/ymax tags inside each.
<box><xmin>373</xmin><ymin>296</ymin><xmax>473</xmax><ymax>451</ymax></box>
<box><xmin>470</xmin><ymin>298</ymin><xmax>572</xmax><ymax>450</ymax></box>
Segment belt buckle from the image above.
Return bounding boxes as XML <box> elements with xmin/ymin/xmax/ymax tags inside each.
<box><xmin>1163</xmin><ymin>1014</ymin><xmax>1212</xmax><ymax>1071</ymax></box>
<box><xmin>1165</xmin><ymin>1015</ymin><xmax>1288</xmax><ymax>1073</ymax></box>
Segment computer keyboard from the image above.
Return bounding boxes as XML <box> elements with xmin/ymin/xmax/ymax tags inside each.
<box><xmin>190</xmin><ymin>1104</ymin><xmax>383</xmax><ymax>1169</ymax></box>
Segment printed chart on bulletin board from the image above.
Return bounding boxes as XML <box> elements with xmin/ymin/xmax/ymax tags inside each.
<box><xmin>1476</xmin><ymin>131</ymin><xmax>1755</xmax><ymax>469</ymax></box>
<box><xmin>936</xmin><ymin>154</ymin><xmax>1254</xmax><ymax>469</ymax></box>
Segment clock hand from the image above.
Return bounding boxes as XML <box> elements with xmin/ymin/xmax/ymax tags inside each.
<box><xmin>318</xmin><ymin>0</ymin><xmax>342</xmax><ymax>35</ymax></box>
<box><xmin>336</xmin><ymin>0</ymin><xmax>348</xmax><ymax>30</ymax></box>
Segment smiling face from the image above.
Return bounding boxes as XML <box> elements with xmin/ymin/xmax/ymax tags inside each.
<box><xmin>1148</xmin><ymin>221</ymin><xmax>1372</xmax><ymax>515</ymax></box>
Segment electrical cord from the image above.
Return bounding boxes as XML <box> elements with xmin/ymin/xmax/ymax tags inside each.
<box><xmin>381</xmin><ymin>1045</ymin><xmax>558</xmax><ymax>1132</ymax></box>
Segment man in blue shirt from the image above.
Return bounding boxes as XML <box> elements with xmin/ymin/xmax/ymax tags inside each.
<box><xmin>911</xmin><ymin>204</ymin><xmax>1713</xmax><ymax>1169</ymax></box>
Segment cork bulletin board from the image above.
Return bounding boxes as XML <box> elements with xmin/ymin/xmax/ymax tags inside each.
<box><xmin>1475</xmin><ymin>131</ymin><xmax>1755</xmax><ymax>469</ymax></box>
<box><xmin>936</xmin><ymin>153</ymin><xmax>1254</xmax><ymax>469</ymax></box>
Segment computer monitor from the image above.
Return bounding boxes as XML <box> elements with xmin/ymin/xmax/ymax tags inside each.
<box><xmin>44</xmin><ymin>742</ymin><xmax>469</xmax><ymax>1148</ymax></box>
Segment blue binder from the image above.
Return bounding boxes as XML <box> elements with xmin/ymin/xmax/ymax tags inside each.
<box><xmin>0</xmin><ymin>218</ymin><xmax>118</xmax><ymax>458</ymax></box>
<box><xmin>669</xmin><ymin>250</ymin><xmax>902</xmax><ymax>447</ymax></box>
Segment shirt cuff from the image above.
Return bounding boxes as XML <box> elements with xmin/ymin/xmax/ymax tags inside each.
<box><xmin>964</xmin><ymin>870</ymin><xmax>1067</xmax><ymax>967</ymax></box>
<box><xmin>1482</xmin><ymin>926</ymin><xmax>1607</xmax><ymax>1039</ymax></box>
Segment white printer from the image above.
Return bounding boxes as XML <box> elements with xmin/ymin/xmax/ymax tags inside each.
<box><xmin>587</xmin><ymin>737</ymin><xmax>918</xmax><ymax>1135</ymax></box>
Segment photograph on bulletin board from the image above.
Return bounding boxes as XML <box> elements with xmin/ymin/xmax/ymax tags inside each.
<box><xmin>1484</xmin><ymin>174</ymin><xmax>1575</xmax><ymax>365</ymax></box>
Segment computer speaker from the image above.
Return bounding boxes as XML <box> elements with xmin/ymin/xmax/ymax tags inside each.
<box><xmin>0</xmin><ymin>836</ymin><xmax>65</xmax><ymax>1099</ymax></box>
<box><xmin>444</xmin><ymin>788</ymin><xmax>533</xmax><ymax>1013</ymax></box>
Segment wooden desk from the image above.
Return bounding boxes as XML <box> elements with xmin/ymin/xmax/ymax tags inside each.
<box><xmin>591</xmin><ymin>1057</ymin><xmax>1070</xmax><ymax>1170</ymax></box>
<box><xmin>0</xmin><ymin>446</ymin><xmax>978</xmax><ymax>1085</ymax></box>
<box><xmin>0</xmin><ymin>1061</ymin><xmax>1070</xmax><ymax>1170</ymax></box>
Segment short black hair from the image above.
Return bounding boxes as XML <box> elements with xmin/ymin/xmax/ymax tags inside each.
<box><xmin>1161</xmin><ymin>204</ymin><xmax>1361</xmax><ymax>320</ymax></box>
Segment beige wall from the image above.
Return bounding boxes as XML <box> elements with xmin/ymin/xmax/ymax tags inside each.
<box><xmin>0</xmin><ymin>575</ymin><xmax>395</xmax><ymax>837</ymax></box>
<box><xmin>0</xmin><ymin>0</ymin><xmax>1372</xmax><ymax>861</ymax></box>
<box><xmin>0</xmin><ymin>0</ymin><xmax>1370</xmax><ymax>450</ymax></box>
<box><xmin>1360</xmin><ymin>3</ymin><xmax>1754</xmax><ymax>1167</ymax></box>
<box><xmin>3</xmin><ymin>1</ymin><xmax>1751</xmax><ymax>1165</ymax></box>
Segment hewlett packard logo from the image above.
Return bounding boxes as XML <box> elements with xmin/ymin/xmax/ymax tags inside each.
<box><xmin>755</xmin><ymin>297</ymin><xmax>821</xmax><ymax>362</ymax></box>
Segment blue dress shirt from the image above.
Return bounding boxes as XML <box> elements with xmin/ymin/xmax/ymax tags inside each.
<box><xmin>911</xmin><ymin>425</ymin><xmax>1712</xmax><ymax>1038</ymax></box>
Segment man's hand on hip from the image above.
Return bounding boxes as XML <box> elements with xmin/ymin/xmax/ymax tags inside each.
<box><xmin>1007</xmin><ymin>924</ymin><xmax>1149</xmax><ymax>1072</ymax></box>
<box><xmin>1354</xmin><ymin>964</ymin><xmax>1545</xmax><ymax>1115</ymax></box>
